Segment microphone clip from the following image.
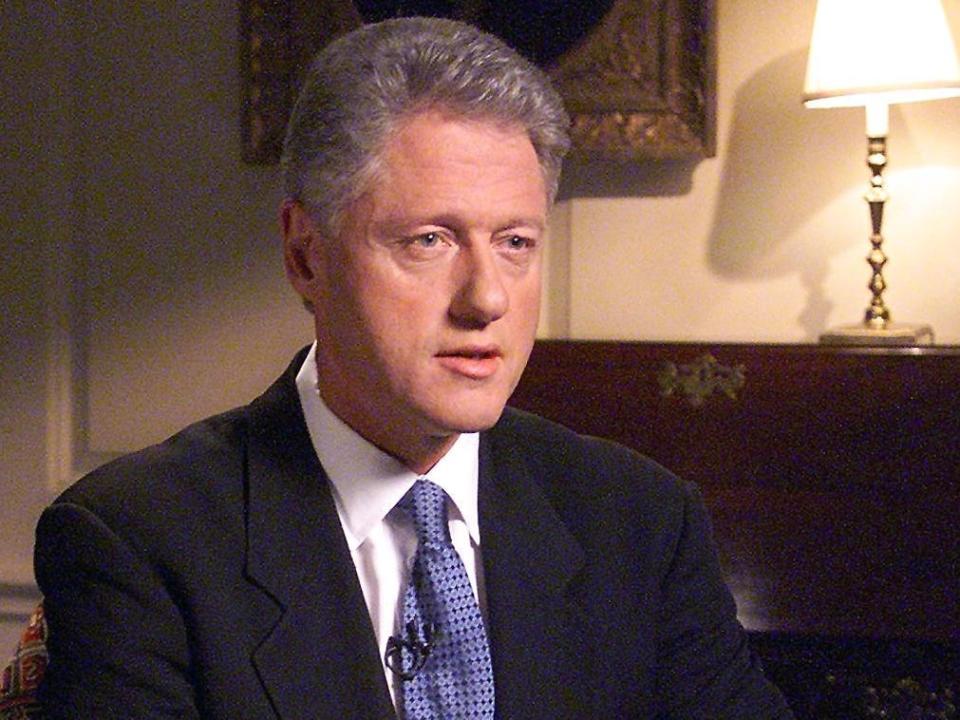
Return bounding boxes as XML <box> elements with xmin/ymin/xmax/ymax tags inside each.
<box><xmin>385</xmin><ymin>621</ymin><xmax>441</xmax><ymax>681</ymax></box>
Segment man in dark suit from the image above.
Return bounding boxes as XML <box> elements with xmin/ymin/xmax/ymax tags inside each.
<box><xmin>34</xmin><ymin>16</ymin><xmax>793</xmax><ymax>720</ymax></box>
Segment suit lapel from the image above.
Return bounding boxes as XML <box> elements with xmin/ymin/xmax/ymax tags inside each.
<box><xmin>243</xmin><ymin>353</ymin><xmax>395</xmax><ymax>720</ymax></box>
<box><xmin>479</xmin><ymin>424</ymin><xmax>587</xmax><ymax>720</ymax></box>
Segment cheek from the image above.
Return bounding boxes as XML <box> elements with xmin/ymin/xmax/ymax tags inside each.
<box><xmin>352</xmin><ymin>280</ymin><xmax>440</xmax><ymax>362</ymax></box>
<box><xmin>358</xmin><ymin>275</ymin><xmax>429</xmax><ymax>327</ymax></box>
<box><xmin>512</xmin><ymin>275</ymin><xmax>542</xmax><ymax>326</ymax></box>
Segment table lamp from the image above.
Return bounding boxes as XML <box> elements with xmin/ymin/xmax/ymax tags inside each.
<box><xmin>803</xmin><ymin>0</ymin><xmax>960</xmax><ymax>345</ymax></box>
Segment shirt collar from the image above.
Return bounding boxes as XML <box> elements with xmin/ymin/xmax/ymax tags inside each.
<box><xmin>295</xmin><ymin>342</ymin><xmax>481</xmax><ymax>550</ymax></box>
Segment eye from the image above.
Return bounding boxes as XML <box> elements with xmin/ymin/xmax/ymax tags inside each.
<box><xmin>414</xmin><ymin>232</ymin><xmax>441</xmax><ymax>248</ymax></box>
<box><xmin>396</xmin><ymin>230</ymin><xmax>454</xmax><ymax>261</ymax></box>
<box><xmin>499</xmin><ymin>234</ymin><xmax>535</xmax><ymax>252</ymax></box>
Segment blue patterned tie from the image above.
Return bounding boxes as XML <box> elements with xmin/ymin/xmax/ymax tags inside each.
<box><xmin>395</xmin><ymin>479</ymin><xmax>495</xmax><ymax>720</ymax></box>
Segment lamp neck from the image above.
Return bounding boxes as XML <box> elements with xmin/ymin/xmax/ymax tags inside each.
<box><xmin>865</xmin><ymin>101</ymin><xmax>889</xmax><ymax>138</ymax></box>
<box><xmin>864</xmin><ymin>135</ymin><xmax>890</xmax><ymax>328</ymax></box>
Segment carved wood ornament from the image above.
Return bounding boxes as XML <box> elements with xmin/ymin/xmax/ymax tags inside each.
<box><xmin>239</xmin><ymin>0</ymin><xmax>716</xmax><ymax>164</ymax></box>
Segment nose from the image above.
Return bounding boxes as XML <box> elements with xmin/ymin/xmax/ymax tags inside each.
<box><xmin>449</xmin><ymin>244</ymin><xmax>509</xmax><ymax>328</ymax></box>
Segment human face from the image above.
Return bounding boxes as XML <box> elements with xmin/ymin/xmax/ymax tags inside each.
<box><xmin>283</xmin><ymin>111</ymin><xmax>547</xmax><ymax>471</ymax></box>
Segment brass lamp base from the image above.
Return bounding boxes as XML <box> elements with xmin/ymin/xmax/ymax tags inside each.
<box><xmin>820</xmin><ymin>135</ymin><xmax>935</xmax><ymax>348</ymax></box>
<box><xmin>820</xmin><ymin>322</ymin><xmax>934</xmax><ymax>346</ymax></box>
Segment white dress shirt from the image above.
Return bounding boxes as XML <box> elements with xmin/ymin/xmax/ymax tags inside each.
<box><xmin>295</xmin><ymin>343</ymin><xmax>487</xmax><ymax>706</ymax></box>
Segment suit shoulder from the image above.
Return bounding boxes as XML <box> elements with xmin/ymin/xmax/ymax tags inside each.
<box><xmin>494</xmin><ymin>406</ymin><xmax>692</xmax><ymax>504</ymax></box>
<box><xmin>491</xmin><ymin>408</ymin><xmax>706</xmax><ymax>581</ymax></box>
<box><xmin>55</xmin><ymin>407</ymin><xmax>248</xmax><ymax>522</ymax></box>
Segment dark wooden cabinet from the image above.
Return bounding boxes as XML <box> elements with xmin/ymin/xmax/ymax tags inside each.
<box><xmin>510</xmin><ymin>341</ymin><xmax>960</xmax><ymax>715</ymax></box>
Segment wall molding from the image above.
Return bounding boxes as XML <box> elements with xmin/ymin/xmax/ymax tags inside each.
<box><xmin>43</xmin><ymin>233</ymin><xmax>76</xmax><ymax>493</ymax></box>
<box><xmin>41</xmin><ymin>3</ymin><xmax>119</xmax><ymax>493</ymax></box>
<box><xmin>42</xmin><ymin>255</ymin><xmax>120</xmax><ymax>493</ymax></box>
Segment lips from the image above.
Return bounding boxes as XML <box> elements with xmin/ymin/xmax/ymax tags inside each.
<box><xmin>435</xmin><ymin>346</ymin><xmax>502</xmax><ymax>380</ymax></box>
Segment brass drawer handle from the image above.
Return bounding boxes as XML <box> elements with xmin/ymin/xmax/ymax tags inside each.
<box><xmin>657</xmin><ymin>354</ymin><xmax>746</xmax><ymax>406</ymax></box>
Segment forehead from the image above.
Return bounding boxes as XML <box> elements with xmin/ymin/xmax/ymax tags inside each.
<box><xmin>365</xmin><ymin>110</ymin><xmax>547</xmax><ymax>219</ymax></box>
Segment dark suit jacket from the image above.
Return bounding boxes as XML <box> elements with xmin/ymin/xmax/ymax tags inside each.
<box><xmin>34</xmin><ymin>350</ymin><xmax>792</xmax><ymax>719</ymax></box>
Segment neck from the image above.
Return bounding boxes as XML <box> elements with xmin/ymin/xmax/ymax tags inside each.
<box><xmin>317</xmin><ymin>388</ymin><xmax>459</xmax><ymax>474</ymax></box>
<box><xmin>389</xmin><ymin>433</ymin><xmax>459</xmax><ymax>475</ymax></box>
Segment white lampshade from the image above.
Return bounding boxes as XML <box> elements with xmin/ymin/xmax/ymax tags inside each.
<box><xmin>803</xmin><ymin>0</ymin><xmax>960</xmax><ymax>109</ymax></box>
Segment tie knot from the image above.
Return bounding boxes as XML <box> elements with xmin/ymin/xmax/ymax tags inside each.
<box><xmin>398</xmin><ymin>479</ymin><xmax>449</xmax><ymax>546</ymax></box>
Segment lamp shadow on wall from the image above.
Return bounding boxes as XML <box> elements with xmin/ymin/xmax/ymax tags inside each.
<box><xmin>707</xmin><ymin>48</ymin><xmax>942</xmax><ymax>338</ymax></box>
<box><xmin>708</xmin><ymin>49</ymin><xmax>853</xmax><ymax>338</ymax></box>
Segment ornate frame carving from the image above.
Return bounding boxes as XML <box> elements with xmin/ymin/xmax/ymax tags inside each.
<box><xmin>239</xmin><ymin>0</ymin><xmax>716</xmax><ymax>164</ymax></box>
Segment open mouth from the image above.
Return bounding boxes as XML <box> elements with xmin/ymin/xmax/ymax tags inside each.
<box><xmin>436</xmin><ymin>347</ymin><xmax>502</xmax><ymax>379</ymax></box>
<box><xmin>459</xmin><ymin>349</ymin><xmax>498</xmax><ymax>360</ymax></box>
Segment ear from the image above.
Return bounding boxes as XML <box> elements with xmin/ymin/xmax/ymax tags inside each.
<box><xmin>280</xmin><ymin>199</ymin><xmax>324</xmax><ymax>301</ymax></box>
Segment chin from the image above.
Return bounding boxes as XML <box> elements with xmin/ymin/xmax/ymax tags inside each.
<box><xmin>427</xmin><ymin>402</ymin><xmax>508</xmax><ymax>435</ymax></box>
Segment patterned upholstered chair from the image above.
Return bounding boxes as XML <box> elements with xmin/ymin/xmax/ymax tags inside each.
<box><xmin>0</xmin><ymin>604</ymin><xmax>46</xmax><ymax>719</ymax></box>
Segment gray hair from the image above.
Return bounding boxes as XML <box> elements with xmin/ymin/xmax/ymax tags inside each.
<box><xmin>281</xmin><ymin>16</ymin><xmax>570</xmax><ymax>235</ymax></box>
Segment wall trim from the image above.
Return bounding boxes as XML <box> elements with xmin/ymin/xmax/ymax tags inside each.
<box><xmin>40</xmin><ymin>2</ymin><xmax>119</xmax><ymax>493</ymax></box>
<box><xmin>44</xmin><ymin>246</ymin><xmax>76</xmax><ymax>493</ymax></box>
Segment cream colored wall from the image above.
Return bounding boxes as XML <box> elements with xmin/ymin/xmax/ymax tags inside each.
<box><xmin>545</xmin><ymin>0</ymin><xmax>960</xmax><ymax>343</ymax></box>
<box><xmin>0</xmin><ymin>0</ymin><xmax>305</xmax><ymax>649</ymax></box>
<box><xmin>4</xmin><ymin>0</ymin><xmax>960</xmax><ymax>650</ymax></box>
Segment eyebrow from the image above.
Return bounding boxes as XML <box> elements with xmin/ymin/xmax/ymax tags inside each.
<box><xmin>498</xmin><ymin>217</ymin><xmax>546</xmax><ymax>233</ymax></box>
<box><xmin>374</xmin><ymin>213</ymin><xmax>546</xmax><ymax>235</ymax></box>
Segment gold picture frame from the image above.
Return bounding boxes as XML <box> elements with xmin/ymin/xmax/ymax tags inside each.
<box><xmin>239</xmin><ymin>0</ymin><xmax>715</xmax><ymax>164</ymax></box>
